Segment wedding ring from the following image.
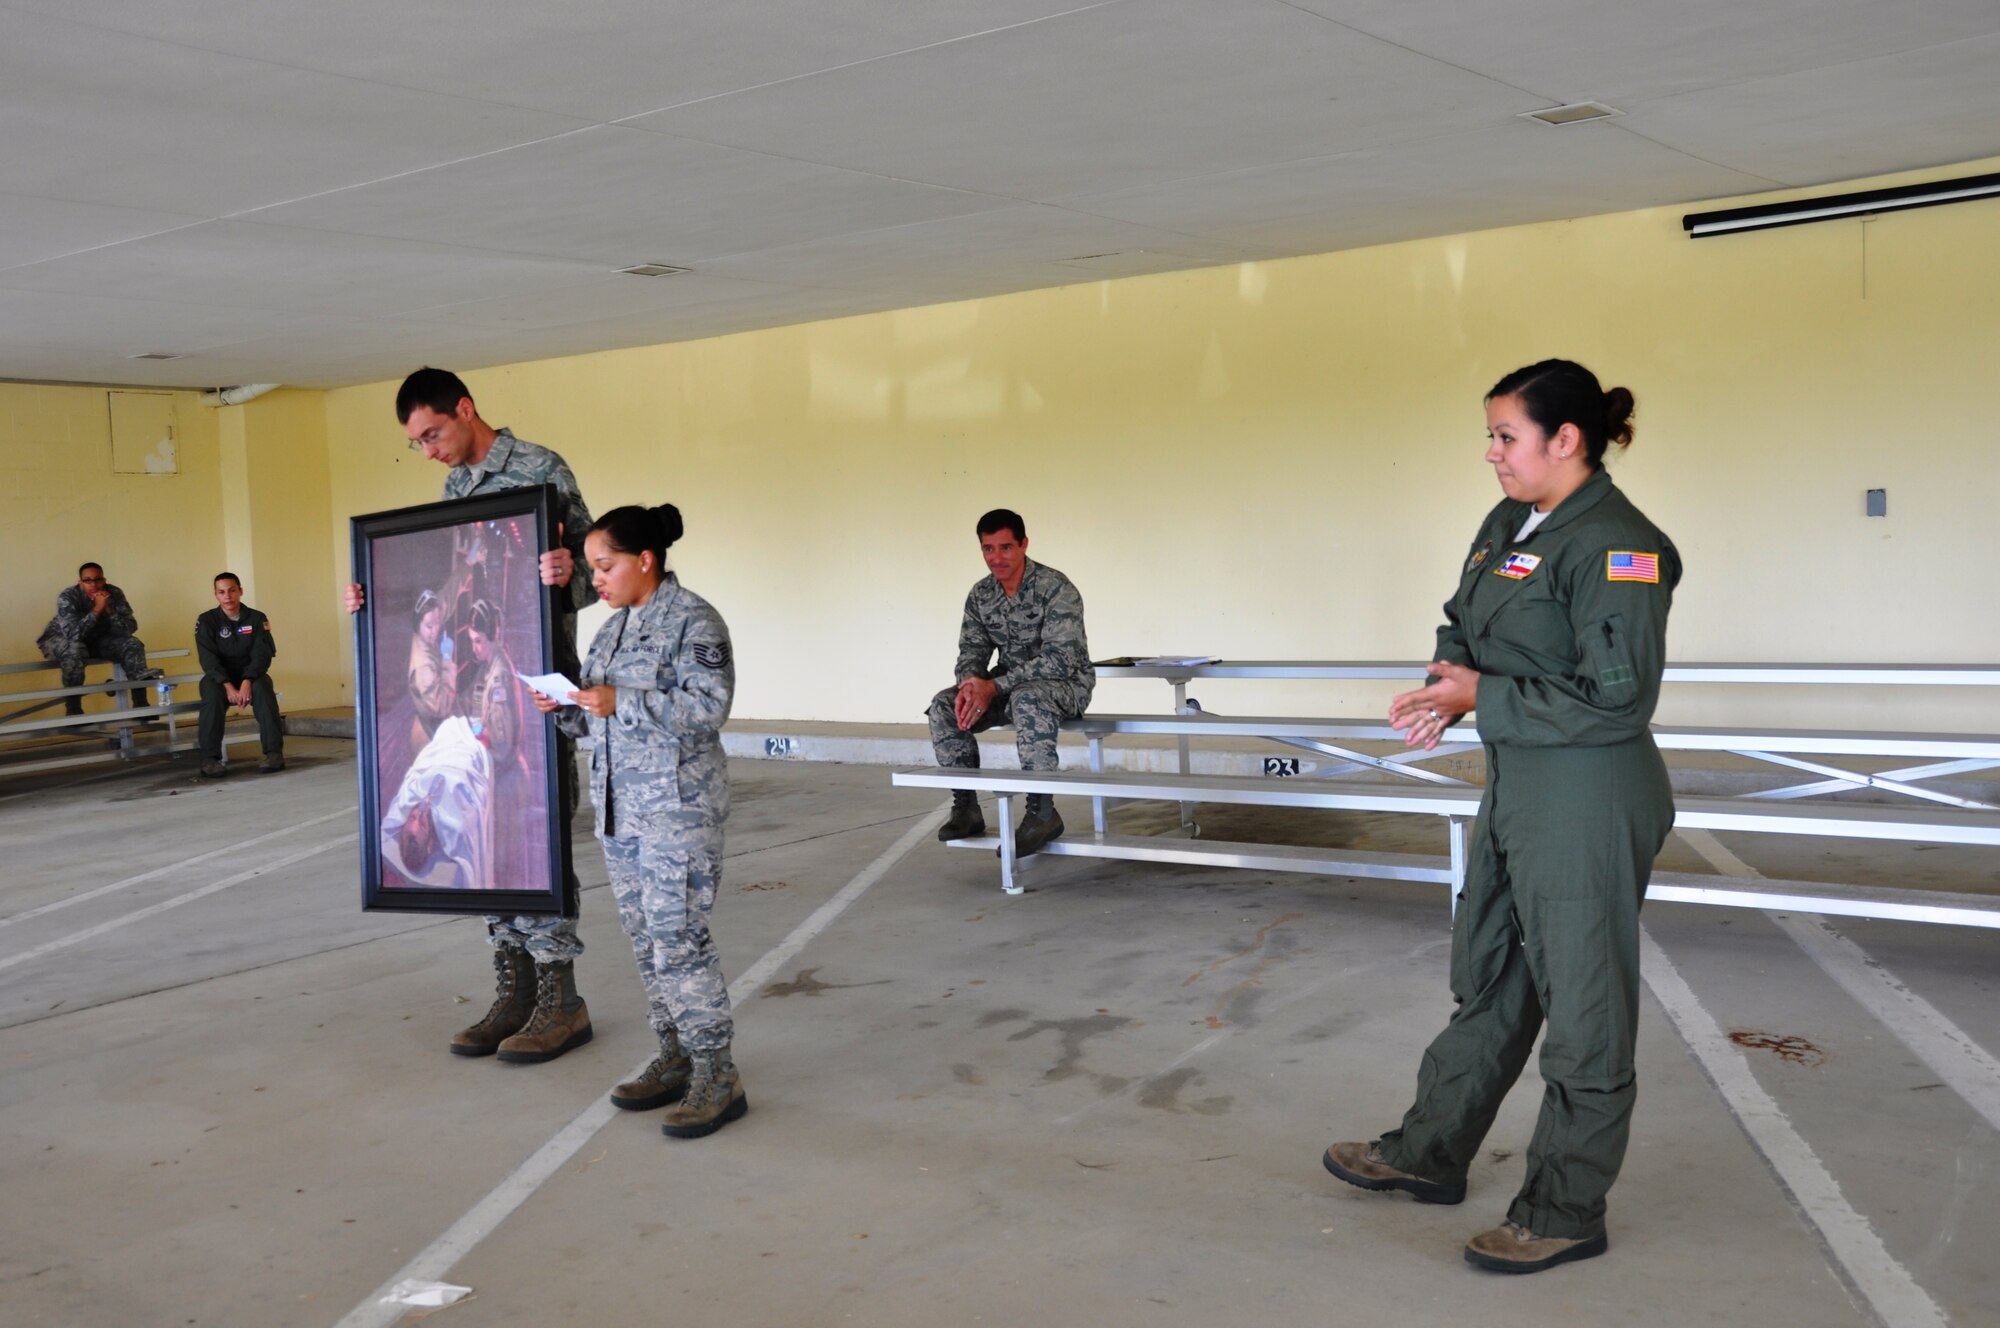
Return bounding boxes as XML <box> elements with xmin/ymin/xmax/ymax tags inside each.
<box><xmin>1427</xmin><ymin>708</ymin><xmax>1441</xmax><ymax>722</ymax></box>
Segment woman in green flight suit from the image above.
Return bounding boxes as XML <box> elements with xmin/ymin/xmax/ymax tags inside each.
<box><xmin>1323</xmin><ymin>359</ymin><xmax>1681</xmax><ymax>1274</ymax></box>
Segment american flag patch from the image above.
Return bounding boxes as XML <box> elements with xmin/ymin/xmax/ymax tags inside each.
<box><xmin>1607</xmin><ymin>551</ymin><xmax>1659</xmax><ymax>583</ymax></box>
<box><xmin>1493</xmin><ymin>552</ymin><xmax>1541</xmax><ymax>580</ymax></box>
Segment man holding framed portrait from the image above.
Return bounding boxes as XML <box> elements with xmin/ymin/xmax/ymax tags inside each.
<box><xmin>344</xmin><ymin>367</ymin><xmax>598</xmax><ymax>1065</ymax></box>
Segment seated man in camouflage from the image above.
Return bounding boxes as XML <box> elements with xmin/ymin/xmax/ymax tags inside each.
<box><xmin>36</xmin><ymin>561</ymin><xmax>162</xmax><ymax>716</ymax></box>
<box><xmin>927</xmin><ymin>508</ymin><xmax>1093</xmax><ymax>857</ymax></box>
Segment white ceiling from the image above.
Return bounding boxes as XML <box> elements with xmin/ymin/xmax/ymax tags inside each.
<box><xmin>3</xmin><ymin>0</ymin><xmax>1997</xmax><ymax>390</ymax></box>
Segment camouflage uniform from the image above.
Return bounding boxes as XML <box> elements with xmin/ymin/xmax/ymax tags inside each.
<box><xmin>927</xmin><ymin>558</ymin><xmax>1093</xmax><ymax>771</ymax></box>
<box><xmin>441</xmin><ymin>428</ymin><xmax>594</xmax><ymax>961</ymax></box>
<box><xmin>37</xmin><ymin>583</ymin><xmax>153</xmax><ymax>687</ymax></box>
<box><xmin>557</xmin><ymin>574</ymin><xmax>736</xmax><ymax>1052</ymax></box>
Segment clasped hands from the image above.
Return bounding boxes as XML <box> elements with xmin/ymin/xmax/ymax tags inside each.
<box><xmin>1388</xmin><ymin>660</ymin><xmax>1480</xmax><ymax>751</ymax></box>
<box><xmin>952</xmin><ymin>676</ymin><xmax>998</xmax><ymax>731</ymax></box>
<box><xmin>223</xmin><ymin>680</ymin><xmax>254</xmax><ymax>709</ymax></box>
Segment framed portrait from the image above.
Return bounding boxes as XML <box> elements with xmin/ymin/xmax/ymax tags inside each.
<box><xmin>352</xmin><ymin>485</ymin><xmax>575</xmax><ymax>916</ymax></box>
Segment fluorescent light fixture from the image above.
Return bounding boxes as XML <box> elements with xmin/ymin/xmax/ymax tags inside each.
<box><xmin>1685</xmin><ymin>171</ymin><xmax>2000</xmax><ymax>238</ymax></box>
<box><xmin>1520</xmin><ymin>102</ymin><xmax>1622</xmax><ymax>126</ymax></box>
<box><xmin>126</xmin><ymin>351</ymin><xmax>184</xmax><ymax>360</ymax></box>
<box><xmin>618</xmin><ymin>262</ymin><xmax>690</xmax><ymax>277</ymax></box>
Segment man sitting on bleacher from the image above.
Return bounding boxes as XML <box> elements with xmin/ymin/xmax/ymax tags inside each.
<box><xmin>35</xmin><ymin>561</ymin><xmax>162</xmax><ymax>717</ymax></box>
<box><xmin>195</xmin><ymin>572</ymin><xmax>284</xmax><ymax>776</ymax></box>
<box><xmin>927</xmin><ymin>508</ymin><xmax>1093</xmax><ymax>858</ymax></box>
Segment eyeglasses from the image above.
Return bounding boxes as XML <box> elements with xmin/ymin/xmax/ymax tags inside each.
<box><xmin>406</xmin><ymin>425</ymin><xmax>448</xmax><ymax>453</ymax></box>
<box><xmin>78</xmin><ymin>575</ymin><xmax>106</xmax><ymax>584</ymax></box>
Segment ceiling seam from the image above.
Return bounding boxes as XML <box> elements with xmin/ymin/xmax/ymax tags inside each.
<box><xmin>0</xmin><ymin>218</ymin><xmax>216</xmax><ymax>277</ymax></box>
<box><xmin>1262</xmin><ymin>0</ymin><xmax>1553</xmax><ymax>102</ymax></box>
<box><xmin>1598</xmin><ymin>124</ymin><xmax>1787</xmax><ymax>191</ymax></box>
<box><xmin>0</xmin><ymin>1</ymin><xmax>610</xmax><ymax>126</ymax></box>
<box><xmin>600</xmin><ymin>0</ymin><xmax>1135</xmax><ymax>120</ymax></box>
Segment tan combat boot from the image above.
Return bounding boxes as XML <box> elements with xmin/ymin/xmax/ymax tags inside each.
<box><xmin>449</xmin><ymin>947</ymin><xmax>536</xmax><ymax>1057</ymax></box>
<box><xmin>495</xmin><ymin>960</ymin><xmax>594</xmax><ymax>1063</ymax></box>
<box><xmin>1463</xmin><ymin>1222</ymin><xmax>1607</xmax><ymax>1273</ymax></box>
<box><xmin>1322</xmin><ymin>1139</ymin><xmax>1467</xmax><ymax>1205</ymax></box>
<box><xmin>611</xmin><ymin>1027</ymin><xmax>692</xmax><ymax>1111</ymax></box>
<box><xmin>659</xmin><ymin>1048</ymin><xmax>748</xmax><ymax>1138</ymax></box>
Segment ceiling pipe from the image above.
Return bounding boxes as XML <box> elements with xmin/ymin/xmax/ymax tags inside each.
<box><xmin>199</xmin><ymin>383</ymin><xmax>282</xmax><ymax>407</ymax></box>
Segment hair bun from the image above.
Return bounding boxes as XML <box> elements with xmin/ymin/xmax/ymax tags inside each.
<box><xmin>1603</xmin><ymin>386</ymin><xmax>1636</xmax><ymax>448</ymax></box>
<box><xmin>652</xmin><ymin>503</ymin><xmax>684</xmax><ymax>549</ymax></box>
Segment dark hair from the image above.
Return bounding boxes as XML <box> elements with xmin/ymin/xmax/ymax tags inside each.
<box><xmin>467</xmin><ymin>600</ymin><xmax>497</xmax><ymax>638</ymax></box>
<box><xmin>1485</xmin><ymin>359</ymin><xmax>1636</xmax><ymax>470</ymax></box>
<box><xmin>395</xmin><ymin>367</ymin><xmax>473</xmax><ymax>424</ymax></box>
<box><xmin>78</xmin><ymin>562</ymin><xmax>103</xmax><ymax>578</ymax></box>
<box><xmin>591</xmin><ymin>504</ymin><xmax>684</xmax><ymax>563</ymax></box>
<box><xmin>214</xmin><ymin>571</ymin><xmax>241</xmax><ymax>588</ymax></box>
<box><xmin>976</xmin><ymin>509</ymin><xmax>1026</xmax><ymax>542</ymax></box>
<box><xmin>413</xmin><ymin>588</ymin><xmax>440</xmax><ymax>626</ymax></box>
<box><xmin>398</xmin><ymin>803</ymin><xmax>437</xmax><ymax>873</ymax></box>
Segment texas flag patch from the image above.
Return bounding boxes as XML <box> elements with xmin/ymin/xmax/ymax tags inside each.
<box><xmin>1493</xmin><ymin>552</ymin><xmax>1542</xmax><ymax>580</ymax></box>
<box><xmin>1607</xmin><ymin>551</ymin><xmax>1660</xmax><ymax>583</ymax></box>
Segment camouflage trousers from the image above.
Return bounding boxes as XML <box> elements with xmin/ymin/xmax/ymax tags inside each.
<box><xmin>487</xmin><ymin>736</ymin><xmax>584</xmax><ymax>962</ymax></box>
<box><xmin>927</xmin><ymin>679</ymin><xmax>1092</xmax><ymax>772</ymax></box>
<box><xmin>602</xmin><ymin>822</ymin><xmax>733</xmax><ymax>1053</ymax></box>
<box><xmin>41</xmin><ymin>632</ymin><xmax>150</xmax><ymax>688</ymax></box>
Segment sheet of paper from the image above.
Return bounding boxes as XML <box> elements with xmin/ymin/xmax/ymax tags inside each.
<box><xmin>517</xmin><ymin>671</ymin><xmax>582</xmax><ymax>700</ymax></box>
<box><xmin>1136</xmin><ymin>655</ymin><xmax>1218</xmax><ymax>666</ymax></box>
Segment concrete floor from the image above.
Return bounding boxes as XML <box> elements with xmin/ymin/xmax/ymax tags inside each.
<box><xmin>1</xmin><ymin>742</ymin><xmax>1995</xmax><ymax>1327</ymax></box>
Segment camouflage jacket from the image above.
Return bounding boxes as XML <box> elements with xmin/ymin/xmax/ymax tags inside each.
<box><xmin>954</xmin><ymin>559</ymin><xmax>1093</xmax><ymax>697</ymax></box>
<box><xmin>558</xmin><ymin>574</ymin><xmax>735</xmax><ymax>833</ymax></box>
<box><xmin>442</xmin><ymin>428</ymin><xmax>596</xmax><ymax>671</ymax></box>
<box><xmin>38</xmin><ymin>583</ymin><xmax>138</xmax><ymax>650</ymax></box>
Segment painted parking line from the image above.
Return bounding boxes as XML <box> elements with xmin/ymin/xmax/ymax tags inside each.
<box><xmin>1642</xmin><ymin>926</ymin><xmax>1949</xmax><ymax>1328</ymax></box>
<box><xmin>333</xmin><ymin>803</ymin><xmax>948</xmax><ymax>1328</ymax></box>
<box><xmin>0</xmin><ymin>806</ymin><xmax>354</xmax><ymax>929</ymax></box>
<box><xmin>1677</xmin><ymin>828</ymin><xmax>2000</xmax><ymax>1133</ymax></box>
<box><xmin>0</xmin><ymin>836</ymin><xmax>349</xmax><ymax>975</ymax></box>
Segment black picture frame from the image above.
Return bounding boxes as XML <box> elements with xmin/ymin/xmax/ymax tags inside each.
<box><xmin>352</xmin><ymin>485</ymin><xmax>575</xmax><ymax>917</ymax></box>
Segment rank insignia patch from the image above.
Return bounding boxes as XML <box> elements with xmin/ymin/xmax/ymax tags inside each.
<box><xmin>1607</xmin><ymin>551</ymin><xmax>1660</xmax><ymax>583</ymax></box>
<box><xmin>692</xmin><ymin>640</ymin><xmax>732</xmax><ymax>670</ymax></box>
<box><xmin>1493</xmin><ymin>552</ymin><xmax>1542</xmax><ymax>580</ymax></box>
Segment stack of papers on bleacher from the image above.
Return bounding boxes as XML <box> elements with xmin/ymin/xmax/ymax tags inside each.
<box><xmin>1136</xmin><ymin>655</ymin><xmax>1218</xmax><ymax>666</ymax></box>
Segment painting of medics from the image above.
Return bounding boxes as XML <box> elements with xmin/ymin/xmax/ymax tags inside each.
<box><xmin>351</xmin><ymin>486</ymin><xmax>572</xmax><ymax>916</ymax></box>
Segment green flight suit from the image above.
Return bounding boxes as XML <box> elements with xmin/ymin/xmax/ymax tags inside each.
<box><xmin>195</xmin><ymin>605</ymin><xmax>284</xmax><ymax>759</ymax></box>
<box><xmin>1377</xmin><ymin>468</ymin><xmax>1680</xmax><ymax>1241</ymax></box>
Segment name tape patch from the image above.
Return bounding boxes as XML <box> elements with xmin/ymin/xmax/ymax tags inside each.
<box><xmin>1606</xmin><ymin>551</ymin><xmax>1660</xmax><ymax>583</ymax></box>
<box><xmin>1493</xmin><ymin>552</ymin><xmax>1542</xmax><ymax>580</ymax></box>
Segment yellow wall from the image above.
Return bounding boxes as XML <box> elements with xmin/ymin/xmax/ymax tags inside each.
<box><xmin>321</xmin><ymin>154</ymin><xmax>2000</xmax><ymax>734</ymax></box>
<box><xmin>218</xmin><ymin>390</ymin><xmax>342</xmax><ymax>709</ymax></box>
<box><xmin>3</xmin><ymin>383</ymin><xmax>228</xmax><ymax>697</ymax></box>
<box><xmin>4</xmin><ymin>384</ymin><xmax>351</xmax><ymax>712</ymax></box>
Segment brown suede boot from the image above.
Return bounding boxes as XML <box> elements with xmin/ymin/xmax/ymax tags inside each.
<box><xmin>495</xmin><ymin>960</ymin><xmax>594</xmax><ymax>1063</ymax></box>
<box><xmin>659</xmin><ymin>1048</ymin><xmax>747</xmax><ymax>1138</ymax></box>
<box><xmin>1463</xmin><ymin>1222</ymin><xmax>1608</xmax><ymax>1273</ymax></box>
<box><xmin>611</xmin><ymin>1027</ymin><xmax>692</xmax><ymax>1111</ymax></box>
<box><xmin>449</xmin><ymin>947</ymin><xmax>535</xmax><ymax>1057</ymax></box>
